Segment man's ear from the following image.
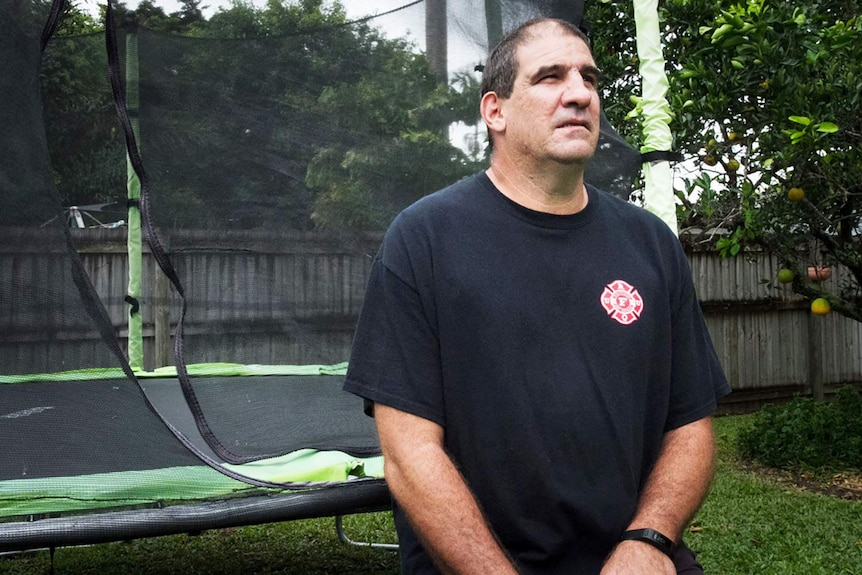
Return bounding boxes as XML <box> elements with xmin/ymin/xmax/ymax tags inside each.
<box><xmin>480</xmin><ymin>91</ymin><xmax>506</xmax><ymax>135</ymax></box>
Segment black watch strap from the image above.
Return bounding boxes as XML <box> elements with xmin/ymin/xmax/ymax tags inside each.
<box><xmin>620</xmin><ymin>528</ymin><xmax>676</xmax><ymax>559</ymax></box>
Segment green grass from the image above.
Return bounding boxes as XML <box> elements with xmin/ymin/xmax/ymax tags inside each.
<box><xmin>1</xmin><ymin>416</ymin><xmax>860</xmax><ymax>574</ymax></box>
<box><xmin>0</xmin><ymin>514</ymin><xmax>400</xmax><ymax>575</ymax></box>
<box><xmin>691</xmin><ymin>415</ymin><xmax>862</xmax><ymax>575</ymax></box>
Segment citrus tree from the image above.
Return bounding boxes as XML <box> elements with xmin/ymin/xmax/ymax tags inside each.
<box><xmin>667</xmin><ymin>0</ymin><xmax>861</xmax><ymax>321</ymax></box>
<box><xmin>590</xmin><ymin>0</ymin><xmax>861</xmax><ymax>322</ymax></box>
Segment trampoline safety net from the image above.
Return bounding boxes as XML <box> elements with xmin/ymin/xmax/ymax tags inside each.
<box><xmin>0</xmin><ymin>0</ymin><xmax>643</xmax><ymax>549</ymax></box>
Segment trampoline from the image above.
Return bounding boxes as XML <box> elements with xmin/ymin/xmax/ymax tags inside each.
<box><xmin>0</xmin><ymin>365</ymin><xmax>389</xmax><ymax>551</ymax></box>
<box><xmin>1</xmin><ymin>0</ymin><xmax>674</xmax><ymax>555</ymax></box>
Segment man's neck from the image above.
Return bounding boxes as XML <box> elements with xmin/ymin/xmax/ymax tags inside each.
<box><xmin>486</xmin><ymin>158</ymin><xmax>589</xmax><ymax>216</ymax></box>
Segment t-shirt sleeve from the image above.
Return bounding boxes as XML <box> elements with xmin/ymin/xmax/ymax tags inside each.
<box><xmin>665</xmin><ymin>259</ymin><xmax>732</xmax><ymax>430</ymax></box>
<box><xmin>343</xmin><ymin>236</ymin><xmax>446</xmax><ymax>427</ymax></box>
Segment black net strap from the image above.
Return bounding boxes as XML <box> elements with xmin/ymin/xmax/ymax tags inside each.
<box><xmin>35</xmin><ymin>0</ymin><xmax>139</xmax><ymax>384</ymax></box>
<box><xmin>641</xmin><ymin>150</ymin><xmax>685</xmax><ymax>163</ymax></box>
<box><xmin>104</xmin><ymin>1</ymin><xmax>279</xmax><ymax>466</ymax></box>
<box><xmin>39</xmin><ymin>0</ymin><xmax>67</xmax><ymax>52</ymax></box>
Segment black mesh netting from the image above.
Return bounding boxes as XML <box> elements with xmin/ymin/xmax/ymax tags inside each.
<box><xmin>1</xmin><ymin>0</ymin><xmax>642</xmax><ymax>507</ymax></box>
<box><xmin>127</xmin><ymin>1</ymin><xmax>639</xmax><ymax>369</ymax></box>
<box><xmin>0</xmin><ymin>1</ymin><xmax>206</xmax><ymax>491</ymax></box>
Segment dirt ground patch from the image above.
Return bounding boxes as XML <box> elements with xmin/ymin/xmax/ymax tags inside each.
<box><xmin>739</xmin><ymin>461</ymin><xmax>862</xmax><ymax>501</ymax></box>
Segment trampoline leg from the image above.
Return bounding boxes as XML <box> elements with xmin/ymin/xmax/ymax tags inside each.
<box><xmin>334</xmin><ymin>516</ymin><xmax>399</xmax><ymax>552</ymax></box>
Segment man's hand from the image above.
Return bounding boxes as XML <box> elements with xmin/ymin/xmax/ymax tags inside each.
<box><xmin>602</xmin><ymin>417</ymin><xmax>716</xmax><ymax>575</ymax></box>
<box><xmin>600</xmin><ymin>540</ymin><xmax>675</xmax><ymax>575</ymax></box>
<box><xmin>624</xmin><ymin>418</ymin><xmax>715</xmax><ymax>537</ymax></box>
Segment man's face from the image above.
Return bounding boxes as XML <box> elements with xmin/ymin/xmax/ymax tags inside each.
<box><xmin>498</xmin><ymin>25</ymin><xmax>601</xmax><ymax>166</ymax></box>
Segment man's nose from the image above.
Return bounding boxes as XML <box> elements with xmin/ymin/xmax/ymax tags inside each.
<box><xmin>561</xmin><ymin>73</ymin><xmax>594</xmax><ymax>107</ymax></box>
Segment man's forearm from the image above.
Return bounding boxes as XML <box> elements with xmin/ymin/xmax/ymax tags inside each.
<box><xmin>601</xmin><ymin>417</ymin><xmax>716</xmax><ymax>575</ymax></box>
<box><xmin>627</xmin><ymin>416</ymin><xmax>716</xmax><ymax>540</ymax></box>
<box><xmin>376</xmin><ymin>404</ymin><xmax>518</xmax><ymax>575</ymax></box>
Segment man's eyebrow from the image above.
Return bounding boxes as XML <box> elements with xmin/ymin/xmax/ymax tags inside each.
<box><xmin>529</xmin><ymin>63</ymin><xmax>604</xmax><ymax>82</ymax></box>
<box><xmin>577</xmin><ymin>65</ymin><xmax>604</xmax><ymax>85</ymax></box>
<box><xmin>529</xmin><ymin>63</ymin><xmax>566</xmax><ymax>81</ymax></box>
<box><xmin>581</xmin><ymin>65</ymin><xmax>604</xmax><ymax>80</ymax></box>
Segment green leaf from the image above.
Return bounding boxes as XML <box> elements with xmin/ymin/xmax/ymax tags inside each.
<box><xmin>816</xmin><ymin>122</ymin><xmax>839</xmax><ymax>133</ymax></box>
<box><xmin>711</xmin><ymin>23</ymin><xmax>735</xmax><ymax>43</ymax></box>
<box><xmin>788</xmin><ymin>116</ymin><xmax>811</xmax><ymax>126</ymax></box>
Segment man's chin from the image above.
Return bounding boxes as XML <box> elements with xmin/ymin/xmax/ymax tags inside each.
<box><xmin>550</xmin><ymin>148</ymin><xmax>596</xmax><ymax>166</ymax></box>
<box><xmin>548</xmin><ymin>137</ymin><xmax>597</xmax><ymax>161</ymax></box>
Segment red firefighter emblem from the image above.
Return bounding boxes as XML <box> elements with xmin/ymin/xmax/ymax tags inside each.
<box><xmin>600</xmin><ymin>280</ymin><xmax>644</xmax><ymax>325</ymax></box>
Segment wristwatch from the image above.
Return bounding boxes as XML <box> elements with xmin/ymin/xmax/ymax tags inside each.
<box><xmin>620</xmin><ymin>528</ymin><xmax>677</xmax><ymax>559</ymax></box>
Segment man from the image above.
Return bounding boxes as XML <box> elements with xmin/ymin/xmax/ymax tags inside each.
<box><xmin>344</xmin><ymin>18</ymin><xmax>730</xmax><ymax>574</ymax></box>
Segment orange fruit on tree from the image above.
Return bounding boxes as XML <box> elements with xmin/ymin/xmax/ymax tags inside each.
<box><xmin>726</xmin><ymin>158</ymin><xmax>740</xmax><ymax>172</ymax></box>
<box><xmin>787</xmin><ymin>187</ymin><xmax>805</xmax><ymax>202</ymax></box>
<box><xmin>777</xmin><ymin>268</ymin><xmax>794</xmax><ymax>284</ymax></box>
<box><xmin>810</xmin><ymin>298</ymin><xmax>831</xmax><ymax>316</ymax></box>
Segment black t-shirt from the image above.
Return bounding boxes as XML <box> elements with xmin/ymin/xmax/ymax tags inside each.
<box><xmin>344</xmin><ymin>172</ymin><xmax>730</xmax><ymax>574</ymax></box>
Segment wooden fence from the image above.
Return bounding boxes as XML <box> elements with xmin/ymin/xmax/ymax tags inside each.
<box><xmin>3</xmin><ymin>228</ymin><xmax>861</xmax><ymax>413</ymax></box>
<box><xmin>686</xmin><ymin>246</ymin><xmax>862</xmax><ymax>412</ymax></box>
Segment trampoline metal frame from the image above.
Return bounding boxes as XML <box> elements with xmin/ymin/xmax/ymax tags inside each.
<box><xmin>0</xmin><ymin>478</ymin><xmax>391</xmax><ymax>553</ymax></box>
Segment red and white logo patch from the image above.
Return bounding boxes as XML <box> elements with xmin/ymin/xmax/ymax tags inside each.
<box><xmin>600</xmin><ymin>280</ymin><xmax>644</xmax><ymax>325</ymax></box>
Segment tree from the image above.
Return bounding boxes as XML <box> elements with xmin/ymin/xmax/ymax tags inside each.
<box><xmin>122</xmin><ymin>0</ymin><xmax>483</xmax><ymax>230</ymax></box>
<box><xmin>36</xmin><ymin>1</ymin><xmax>483</xmax><ymax>230</ymax></box>
<box><xmin>38</xmin><ymin>1</ymin><xmax>210</xmax><ymax>213</ymax></box>
<box><xmin>175</xmin><ymin>0</ymin><xmax>206</xmax><ymax>27</ymax></box>
<box><xmin>583</xmin><ymin>1</ymin><xmax>640</xmax><ymax>145</ymax></box>
<box><xmin>108</xmin><ymin>0</ymin><xmax>206</xmax><ymax>33</ymax></box>
<box><xmin>41</xmin><ymin>4</ymin><xmax>126</xmax><ymax>209</ymax></box>
<box><xmin>587</xmin><ymin>0</ymin><xmax>862</xmax><ymax>322</ymax></box>
<box><xmin>305</xmin><ymin>55</ymin><xmax>482</xmax><ymax>229</ymax></box>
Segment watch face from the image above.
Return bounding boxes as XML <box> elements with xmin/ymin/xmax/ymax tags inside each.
<box><xmin>621</xmin><ymin>529</ymin><xmax>676</xmax><ymax>558</ymax></box>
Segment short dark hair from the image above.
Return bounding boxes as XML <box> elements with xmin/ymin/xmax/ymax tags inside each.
<box><xmin>480</xmin><ymin>18</ymin><xmax>592</xmax><ymax>100</ymax></box>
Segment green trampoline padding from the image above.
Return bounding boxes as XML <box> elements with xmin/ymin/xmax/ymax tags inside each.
<box><xmin>0</xmin><ymin>451</ymin><xmax>383</xmax><ymax>519</ymax></box>
<box><xmin>223</xmin><ymin>450</ymin><xmax>384</xmax><ymax>484</ymax></box>
<box><xmin>0</xmin><ymin>362</ymin><xmax>349</xmax><ymax>385</ymax></box>
<box><xmin>0</xmin><ymin>363</ymin><xmax>384</xmax><ymax>523</ymax></box>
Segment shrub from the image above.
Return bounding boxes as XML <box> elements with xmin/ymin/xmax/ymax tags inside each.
<box><xmin>736</xmin><ymin>386</ymin><xmax>862</xmax><ymax>472</ymax></box>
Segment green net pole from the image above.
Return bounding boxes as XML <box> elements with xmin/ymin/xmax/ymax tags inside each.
<box><xmin>125</xmin><ymin>25</ymin><xmax>144</xmax><ymax>370</ymax></box>
<box><xmin>633</xmin><ymin>0</ymin><xmax>678</xmax><ymax>235</ymax></box>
